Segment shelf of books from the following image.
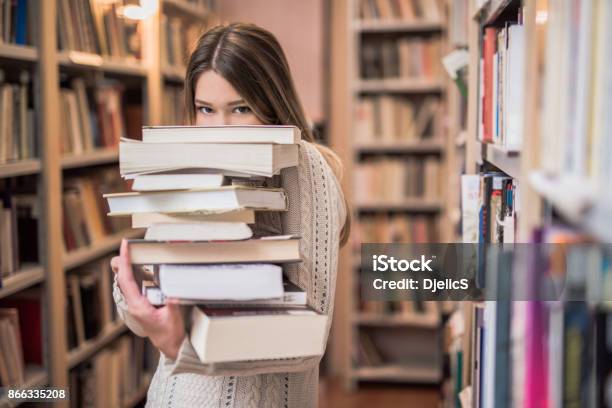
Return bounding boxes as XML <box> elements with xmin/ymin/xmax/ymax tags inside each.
<box><xmin>441</xmin><ymin>0</ymin><xmax>612</xmax><ymax>407</ymax></box>
<box><xmin>0</xmin><ymin>1</ymin><xmax>213</xmax><ymax>405</ymax></box>
<box><xmin>341</xmin><ymin>0</ymin><xmax>454</xmax><ymax>389</ymax></box>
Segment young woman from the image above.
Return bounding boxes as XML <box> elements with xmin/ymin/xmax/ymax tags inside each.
<box><xmin>110</xmin><ymin>23</ymin><xmax>349</xmax><ymax>407</ymax></box>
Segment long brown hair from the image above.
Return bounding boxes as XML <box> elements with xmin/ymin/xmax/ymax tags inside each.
<box><xmin>184</xmin><ymin>23</ymin><xmax>350</xmax><ymax>246</ymax></box>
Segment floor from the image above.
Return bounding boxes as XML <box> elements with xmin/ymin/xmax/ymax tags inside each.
<box><xmin>318</xmin><ymin>377</ymin><xmax>440</xmax><ymax>408</ymax></box>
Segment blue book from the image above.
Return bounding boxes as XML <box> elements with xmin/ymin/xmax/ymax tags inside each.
<box><xmin>14</xmin><ymin>0</ymin><xmax>27</xmax><ymax>45</ymax></box>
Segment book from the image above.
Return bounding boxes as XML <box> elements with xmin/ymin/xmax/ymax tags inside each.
<box><xmin>143</xmin><ymin>279</ymin><xmax>307</xmax><ymax>307</ymax></box>
<box><xmin>158</xmin><ymin>263</ymin><xmax>283</xmax><ymax>300</ymax></box>
<box><xmin>119</xmin><ymin>138</ymin><xmax>299</xmax><ymax>177</ymax></box>
<box><xmin>144</xmin><ymin>221</ymin><xmax>253</xmax><ymax>241</ymax></box>
<box><xmin>190</xmin><ymin>306</ymin><xmax>328</xmax><ymax>363</ymax></box>
<box><xmin>131</xmin><ymin>209</ymin><xmax>255</xmax><ymax>228</ymax></box>
<box><xmin>131</xmin><ymin>172</ymin><xmax>227</xmax><ymax>191</ymax></box>
<box><xmin>127</xmin><ymin>236</ymin><xmax>301</xmax><ymax>265</ymax></box>
<box><xmin>142</xmin><ymin>125</ymin><xmax>302</xmax><ymax>144</ymax></box>
<box><xmin>105</xmin><ymin>186</ymin><xmax>287</xmax><ymax>216</ymax></box>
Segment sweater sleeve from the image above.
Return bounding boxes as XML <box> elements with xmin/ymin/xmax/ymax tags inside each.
<box><xmin>112</xmin><ymin>274</ymin><xmax>147</xmax><ymax>337</ymax></box>
<box><xmin>162</xmin><ymin>141</ymin><xmax>347</xmax><ymax>376</ymax></box>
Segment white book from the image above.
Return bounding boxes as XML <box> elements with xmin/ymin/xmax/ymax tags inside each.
<box><xmin>190</xmin><ymin>306</ymin><xmax>328</xmax><ymax>363</ymax></box>
<box><xmin>104</xmin><ymin>186</ymin><xmax>286</xmax><ymax>216</ymax></box>
<box><xmin>143</xmin><ymin>280</ymin><xmax>307</xmax><ymax>306</ymax></box>
<box><xmin>132</xmin><ymin>173</ymin><xmax>226</xmax><ymax>191</ymax></box>
<box><xmin>159</xmin><ymin>263</ymin><xmax>283</xmax><ymax>300</ymax></box>
<box><xmin>504</xmin><ymin>24</ymin><xmax>525</xmax><ymax>150</ymax></box>
<box><xmin>142</xmin><ymin>125</ymin><xmax>301</xmax><ymax>144</ymax></box>
<box><xmin>144</xmin><ymin>222</ymin><xmax>253</xmax><ymax>241</ymax></box>
<box><xmin>119</xmin><ymin>138</ymin><xmax>299</xmax><ymax>177</ymax></box>
<box><xmin>131</xmin><ymin>210</ymin><xmax>255</xmax><ymax>228</ymax></box>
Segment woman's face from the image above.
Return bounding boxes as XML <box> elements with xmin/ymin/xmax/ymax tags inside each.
<box><xmin>193</xmin><ymin>70</ymin><xmax>263</xmax><ymax>126</ymax></box>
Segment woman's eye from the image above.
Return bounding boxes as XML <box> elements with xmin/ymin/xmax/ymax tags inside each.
<box><xmin>232</xmin><ymin>106</ymin><xmax>252</xmax><ymax>114</ymax></box>
<box><xmin>197</xmin><ymin>106</ymin><xmax>214</xmax><ymax>115</ymax></box>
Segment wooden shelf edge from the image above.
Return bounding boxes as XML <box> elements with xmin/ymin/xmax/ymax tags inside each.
<box><xmin>354</xmin><ymin>313</ymin><xmax>440</xmax><ymax>328</ymax></box>
<box><xmin>163</xmin><ymin>0</ymin><xmax>210</xmax><ymax>20</ymax></box>
<box><xmin>0</xmin><ymin>265</ymin><xmax>45</xmax><ymax>299</ymax></box>
<box><xmin>481</xmin><ymin>142</ymin><xmax>520</xmax><ymax>179</ymax></box>
<box><xmin>355</xmin><ymin>139</ymin><xmax>444</xmax><ymax>153</ymax></box>
<box><xmin>0</xmin><ymin>43</ymin><xmax>38</xmax><ymax>62</ymax></box>
<box><xmin>57</xmin><ymin>51</ymin><xmax>147</xmax><ymax>77</ymax></box>
<box><xmin>356</xmin><ymin>79</ymin><xmax>444</xmax><ymax>93</ymax></box>
<box><xmin>61</xmin><ymin>149</ymin><xmax>119</xmax><ymax>169</ymax></box>
<box><xmin>63</xmin><ymin>229</ymin><xmax>144</xmax><ymax>271</ymax></box>
<box><xmin>0</xmin><ymin>159</ymin><xmax>41</xmax><ymax>178</ymax></box>
<box><xmin>355</xmin><ymin>200</ymin><xmax>443</xmax><ymax>212</ymax></box>
<box><xmin>67</xmin><ymin>322</ymin><xmax>127</xmax><ymax>368</ymax></box>
<box><xmin>352</xmin><ymin>365</ymin><xmax>441</xmax><ymax>383</ymax></box>
<box><xmin>354</xmin><ymin>20</ymin><xmax>444</xmax><ymax>32</ymax></box>
<box><xmin>162</xmin><ymin>65</ymin><xmax>186</xmax><ymax>82</ymax></box>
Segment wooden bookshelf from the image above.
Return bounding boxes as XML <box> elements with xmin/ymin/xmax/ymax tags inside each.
<box><xmin>0</xmin><ymin>265</ymin><xmax>45</xmax><ymax>300</ymax></box>
<box><xmin>0</xmin><ymin>366</ymin><xmax>48</xmax><ymax>406</ymax></box>
<box><xmin>355</xmin><ymin>200</ymin><xmax>443</xmax><ymax>212</ymax></box>
<box><xmin>0</xmin><ymin>160</ymin><xmax>41</xmax><ymax>178</ymax></box>
<box><xmin>0</xmin><ymin>2</ymin><xmax>214</xmax><ymax>406</ymax></box>
<box><xmin>355</xmin><ymin>78</ymin><xmax>444</xmax><ymax>93</ymax></box>
<box><xmin>61</xmin><ymin>149</ymin><xmax>119</xmax><ymax>169</ymax></box>
<box><xmin>354</xmin><ymin>20</ymin><xmax>444</xmax><ymax>33</ymax></box>
<box><xmin>67</xmin><ymin>322</ymin><xmax>127</xmax><ymax>369</ymax></box>
<box><xmin>354</xmin><ymin>313</ymin><xmax>440</xmax><ymax>328</ymax></box>
<box><xmin>63</xmin><ymin>229</ymin><xmax>144</xmax><ymax>271</ymax></box>
<box><xmin>353</xmin><ymin>365</ymin><xmax>441</xmax><ymax>383</ymax></box>
<box><xmin>122</xmin><ymin>373</ymin><xmax>153</xmax><ymax>408</ymax></box>
<box><xmin>0</xmin><ymin>43</ymin><xmax>38</xmax><ymax>62</ymax></box>
<box><xmin>355</xmin><ymin>139</ymin><xmax>445</xmax><ymax>153</ymax></box>
<box><xmin>328</xmin><ymin>0</ymin><xmax>453</xmax><ymax>389</ymax></box>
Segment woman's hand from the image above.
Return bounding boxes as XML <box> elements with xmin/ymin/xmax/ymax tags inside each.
<box><xmin>110</xmin><ymin>240</ymin><xmax>185</xmax><ymax>360</ymax></box>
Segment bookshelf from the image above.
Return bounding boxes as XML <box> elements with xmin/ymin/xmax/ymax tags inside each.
<box><xmin>0</xmin><ymin>1</ymin><xmax>216</xmax><ymax>406</ymax></box>
<box><xmin>443</xmin><ymin>0</ymin><xmax>612</xmax><ymax>406</ymax></box>
<box><xmin>331</xmin><ymin>0</ymin><xmax>456</xmax><ymax>389</ymax></box>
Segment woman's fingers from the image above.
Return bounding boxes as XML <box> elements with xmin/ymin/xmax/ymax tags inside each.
<box><xmin>117</xmin><ymin>239</ymin><xmax>152</xmax><ymax>312</ymax></box>
<box><xmin>110</xmin><ymin>256</ymin><xmax>120</xmax><ymax>274</ymax></box>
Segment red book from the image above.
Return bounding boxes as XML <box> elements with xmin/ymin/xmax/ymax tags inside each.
<box><xmin>0</xmin><ymin>291</ymin><xmax>43</xmax><ymax>365</ymax></box>
<box><xmin>483</xmin><ymin>27</ymin><xmax>497</xmax><ymax>142</ymax></box>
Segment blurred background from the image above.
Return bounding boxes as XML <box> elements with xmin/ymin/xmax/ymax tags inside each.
<box><xmin>1</xmin><ymin>0</ymin><xmax>611</xmax><ymax>407</ymax></box>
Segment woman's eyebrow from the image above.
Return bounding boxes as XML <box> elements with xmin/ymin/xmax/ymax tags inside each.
<box><xmin>194</xmin><ymin>99</ymin><xmax>211</xmax><ymax>105</ymax></box>
<box><xmin>227</xmin><ymin>99</ymin><xmax>246</xmax><ymax>106</ymax></box>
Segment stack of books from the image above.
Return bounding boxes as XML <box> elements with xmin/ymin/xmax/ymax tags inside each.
<box><xmin>104</xmin><ymin>125</ymin><xmax>328</xmax><ymax>364</ymax></box>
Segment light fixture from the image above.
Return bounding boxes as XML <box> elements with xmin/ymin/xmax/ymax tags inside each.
<box><xmin>120</xmin><ymin>0</ymin><xmax>158</xmax><ymax>20</ymax></box>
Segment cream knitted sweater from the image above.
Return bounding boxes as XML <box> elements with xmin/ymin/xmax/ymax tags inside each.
<box><xmin>113</xmin><ymin>141</ymin><xmax>347</xmax><ymax>408</ymax></box>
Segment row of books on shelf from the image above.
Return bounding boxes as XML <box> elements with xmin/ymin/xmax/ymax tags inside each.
<box><xmin>478</xmin><ymin>22</ymin><xmax>525</xmax><ymax>150</ymax></box>
<box><xmin>0</xmin><ymin>0</ymin><xmax>37</xmax><ymax>46</ymax></box>
<box><xmin>539</xmin><ymin>0</ymin><xmax>612</xmax><ymax>189</ymax></box>
<box><xmin>354</xmin><ymin>95</ymin><xmax>441</xmax><ymax>144</ymax></box>
<box><xmin>461</xmin><ymin>172</ymin><xmax>517</xmax><ymax>244</ymax></box>
<box><xmin>65</xmin><ymin>258</ymin><xmax>117</xmax><ymax>350</ymax></box>
<box><xmin>354</xmin><ymin>156</ymin><xmax>441</xmax><ymax>203</ymax></box>
<box><xmin>0</xmin><ymin>190</ymin><xmax>37</xmax><ymax>278</ymax></box>
<box><xmin>162</xmin><ymin>84</ymin><xmax>185</xmax><ymax>125</ymax></box>
<box><xmin>444</xmin><ymin>227</ymin><xmax>612</xmax><ymax>408</ymax></box>
<box><xmin>104</xmin><ymin>125</ymin><xmax>328</xmax><ymax>364</ymax></box>
<box><xmin>60</xmin><ymin>79</ymin><xmax>138</xmax><ymax>155</ymax></box>
<box><xmin>361</xmin><ymin>36</ymin><xmax>442</xmax><ymax>80</ymax></box>
<box><xmin>0</xmin><ymin>73</ymin><xmax>36</xmax><ymax>163</ymax></box>
<box><xmin>161</xmin><ymin>12</ymin><xmax>205</xmax><ymax>71</ymax></box>
<box><xmin>69</xmin><ymin>334</ymin><xmax>156</xmax><ymax>408</ymax></box>
<box><xmin>57</xmin><ymin>0</ymin><xmax>141</xmax><ymax>60</ymax></box>
<box><xmin>0</xmin><ymin>289</ymin><xmax>42</xmax><ymax>387</ymax></box>
<box><xmin>358</xmin><ymin>0</ymin><xmax>444</xmax><ymax>23</ymax></box>
<box><xmin>352</xmin><ymin>215</ymin><xmax>437</xmax><ymax>251</ymax></box>
<box><xmin>62</xmin><ymin>168</ymin><xmax>130</xmax><ymax>253</ymax></box>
